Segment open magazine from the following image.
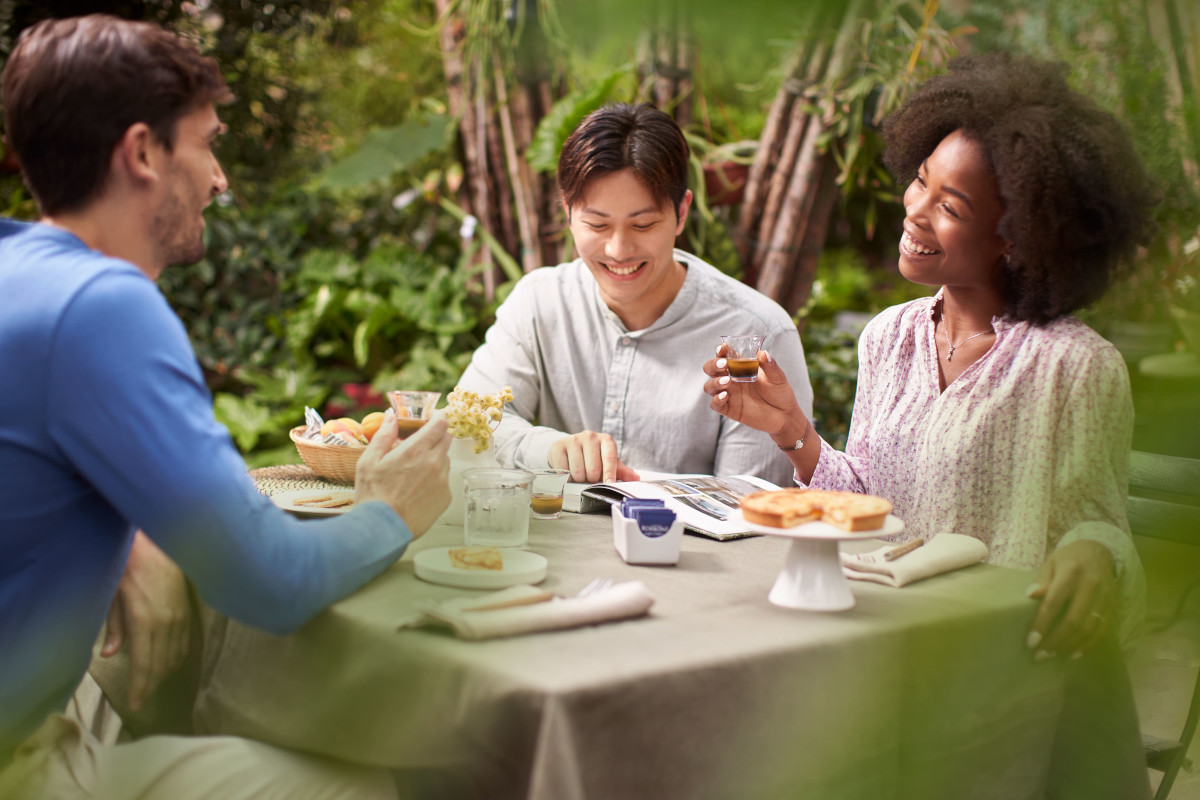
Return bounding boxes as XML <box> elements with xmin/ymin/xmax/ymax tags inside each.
<box><xmin>563</xmin><ymin>471</ymin><xmax>781</xmax><ymax>541</ymax></box>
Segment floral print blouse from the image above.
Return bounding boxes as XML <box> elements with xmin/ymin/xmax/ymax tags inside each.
<box><xmin>806</xmin><ymin>291</ymin><xmax>1145</xmax><ymax>641</ymax></box>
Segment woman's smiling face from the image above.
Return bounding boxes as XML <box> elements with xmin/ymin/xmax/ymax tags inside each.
<box><xmin>898</xmin><ymin>129</ymin><xmax>1008</xmax><ymax>291</ymax></box>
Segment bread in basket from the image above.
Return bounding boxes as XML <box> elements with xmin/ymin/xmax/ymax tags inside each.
<box><xmin>290</xmin><ymin>426</ymin><xmax>362</xmax><ymax>484</ymax></box>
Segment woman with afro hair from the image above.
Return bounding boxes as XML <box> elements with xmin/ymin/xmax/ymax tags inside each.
<box><xmin>705</xmin><ymin>52</ymin><xmax>1159</xmax><ymax>657</ymax></box>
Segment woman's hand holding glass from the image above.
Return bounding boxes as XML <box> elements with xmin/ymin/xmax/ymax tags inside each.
<box><xmin>703</xmin><ymin>344</ymin><xmax>820</xmax><ymax>482</ymax></box>
<box><xmin>702</xmin><ymin>344</ymin><xmax>804</xmax><ymax>434</ymax></box>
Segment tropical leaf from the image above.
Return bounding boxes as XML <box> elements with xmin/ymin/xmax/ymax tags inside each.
<box><xmin>526</xmin><ymin>68</ymin><xmax>630</xmax><ymax>173</ymax></box>
<box><xmin>318</xmin><ymin>113</ymin><xmax>453</xmax><ymax>190</ymax></box>
<box><xmin>214</xmin><ymin>393</ymin><xmax>272</xmax><ymax>453</ymax></box>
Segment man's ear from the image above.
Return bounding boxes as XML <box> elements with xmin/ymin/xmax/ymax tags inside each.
<box><xmin>674</xmin><ymin>189</ymin><xmax>693</xmax><ymax>235</ymax></box>
<box><xmin>112</xmin><ymin>122</ymin><xmax>160</xmax><ymax>187</ymax></box>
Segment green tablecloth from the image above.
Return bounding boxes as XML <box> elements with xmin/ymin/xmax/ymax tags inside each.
<box><xmin>193</xmin><ymin>472</ymin><xmax>1149</xmax><ymax>800</ymax></box>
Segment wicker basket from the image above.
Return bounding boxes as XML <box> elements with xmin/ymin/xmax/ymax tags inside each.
<box><xmin>289</xmin><ymin>426</ymin><xmax>363</xmax><ymax>484</ymax></box>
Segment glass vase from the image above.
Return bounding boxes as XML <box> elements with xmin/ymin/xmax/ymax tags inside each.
<box><xmin>439</xmin><ymin>437</ymin><xmax>501</xmax><ymax>526</ymax></box>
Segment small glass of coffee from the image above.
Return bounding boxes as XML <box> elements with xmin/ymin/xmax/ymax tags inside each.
<box><xmin>719</xmin><ymin>335</ymin><xmax>766</xmax><ymax>382</ymax></box>
<box><xmin>386</xmin><ymin>391</ymin><xmax>441</xmax><ymax>438</ymax></box>
<box><xmin>529</xmin><ymin>469</ymin><xmax>570</xmax><ymax>520</ymax></box>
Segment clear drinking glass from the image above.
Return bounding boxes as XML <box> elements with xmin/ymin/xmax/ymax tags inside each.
<box><xmin>529</xmin><ymin>469</ymin><xmax>570</xmax><ymax>520</ymax></box>
<box><xmin>386</xmin><ymin>391</ymin><xmax>441</xmax><ymax>438</ymax></box>
<box><xmin>463</xmin><ymin>468</ymin><xmax>534</xmax><ymax>547</ymax></box>
<box><xmin>720</xmin><ymin>334</ymin><xmax>766</xmax><ymax>382</ymax></box>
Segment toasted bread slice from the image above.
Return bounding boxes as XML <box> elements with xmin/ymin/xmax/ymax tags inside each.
<box><xmin>292</xmin><ymin>493</ymin><xmax>354</xmax><ymax>509</ymax></box>
<box><xmin>309</xmin><ymin>496</ymin><xmax>354</xmax><ymax>509</ymax></box>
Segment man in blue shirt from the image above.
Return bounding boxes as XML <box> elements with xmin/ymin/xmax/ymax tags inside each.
<box><xmin>0</xmin><ymin>216</ymin><xmax>28</xmax><ymax>238</ymax></box>
<box><xmin>0</xmin><ymin>15</ymin><xmax>449</xmax><ymax>798</ymax></box>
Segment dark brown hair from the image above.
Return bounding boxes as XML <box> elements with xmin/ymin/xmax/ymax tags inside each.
<box><xmin>557</xmin><ymin>103</ymin><xmax>690</xmax><ymax>217</ymax></box>
<box><xmin>882</xmin><ymin>52</ymin><xmax>1158</xmax><ymax>324</ymax></box>
<box><xmin>2</xmin><ymin>14</ymin><xmax>232</xmax><ymax>215</ymax></box>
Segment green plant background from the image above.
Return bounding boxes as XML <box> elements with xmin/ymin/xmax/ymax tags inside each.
<box><xmin>1</xmin><ymin>0</ymin><xmax>1195</xmax><ymax>461</ymax></box>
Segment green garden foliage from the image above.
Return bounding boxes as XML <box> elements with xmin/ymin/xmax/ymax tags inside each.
<box><xmin>2</xmin><ymin>0</ymin><xmax>1194</xmax><ymax>462</ymax></box>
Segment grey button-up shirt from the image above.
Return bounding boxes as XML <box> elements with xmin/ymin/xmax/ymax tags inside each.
<box><xmin>458</xmin><ymin>250</ymin><xmax>814</xmax><ymax>487</ymax></box>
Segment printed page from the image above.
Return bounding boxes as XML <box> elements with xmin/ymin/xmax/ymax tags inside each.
<box><xmin>567</xmin><ymin>472</ymin><xmax>780</xmax><ymax>540</ymax></box>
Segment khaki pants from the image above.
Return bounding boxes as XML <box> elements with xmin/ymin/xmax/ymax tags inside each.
<box><xmin>0</xmin><ymin>677</ymin><xmax>397</xmax><ymax>800</ymax></box>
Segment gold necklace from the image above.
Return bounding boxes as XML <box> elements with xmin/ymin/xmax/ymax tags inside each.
<box><xmin>942</xmin><ymin>319</ymin><xmax>993</xmax><ymax>362</ymax></box>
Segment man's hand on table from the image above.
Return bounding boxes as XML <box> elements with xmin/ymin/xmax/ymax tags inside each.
<box><xmin>355</xmin><ymin>408</ymin><xmax>451</xmax><ymax>538</ymax></box>
<box><xmin>549</xmin><ymin>431</ymin><xmax>640</xmax><ymax>483</ymax></box>
<box><xmin>102</xmin><ymin>530</ymin><xmax>191</xmax><ymax>712</ymax></box>
<box><xmin>1025</xmin><ymin>540</ymin><xmax>1118</xmax><ymax>661</ymax></box>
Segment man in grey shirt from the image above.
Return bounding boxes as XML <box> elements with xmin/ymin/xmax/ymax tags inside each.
<box><xmin>458</xmin><ymin>104</ymin><xmax>813</xmax><ymax>488</ymax></box>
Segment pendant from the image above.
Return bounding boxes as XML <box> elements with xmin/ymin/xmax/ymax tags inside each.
<box><xmin>946</xmin><ymin>345</ymin><xmax>955</xmax><ymax>362</ymax></box>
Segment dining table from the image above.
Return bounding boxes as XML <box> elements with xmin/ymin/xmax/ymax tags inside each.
<box><xmin>190</xmin><ymin>465</ymin><xmax>1151</xmax><ymax>800</ymax></box>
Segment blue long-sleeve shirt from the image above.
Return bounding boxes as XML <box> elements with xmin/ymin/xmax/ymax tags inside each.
<box><xmin>0</xmin><ymin>224</ymin><xmax>413</xmax><ymax>754</ymax></box>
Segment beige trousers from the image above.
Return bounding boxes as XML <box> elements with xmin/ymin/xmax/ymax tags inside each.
<box><xmin>0</xmin><ymin>676</ymin><xmax>397</xmax><ymax>800</ymax></box>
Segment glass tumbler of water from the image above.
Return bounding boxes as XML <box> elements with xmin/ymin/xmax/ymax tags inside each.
<box><xmin>462</xmin><ymin>468</ymin><xmax>534</xmax><ymax>548</ymax></box>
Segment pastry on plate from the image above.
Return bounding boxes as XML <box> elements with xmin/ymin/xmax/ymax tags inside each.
<box><xmin>448</xmin><ymin>546</ymin><xmax>504</xmax><ymax>571</ymax></box>
<box><xmin>740</xmin><ymin>488</ymin><xmax>892</xmax><ymax>532</ymax></box>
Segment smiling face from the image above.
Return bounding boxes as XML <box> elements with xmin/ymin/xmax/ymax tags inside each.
<box><xmin>150</xmin><ymin>103</ymin><xmax>228</xmax><ymax>267</ymax></box>
<box><xmin>898</xmin><ymin>129</ymin><xmax>1007</xmax><ymax>292</ymax></box>
<box><xmin>567</xmin><ymin>168</ymin><xmax>692</xmax><ymax>331</ymax></box>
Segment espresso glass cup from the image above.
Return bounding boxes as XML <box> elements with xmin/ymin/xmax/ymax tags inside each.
<box><xmin>386</xmin><ymin>391</ymin><xmax>441</xmax><ymax>438</ymax></box>
<box><xmin>720</xmin><ymin>334</ymin><xmax>766</xmax><ymax>382</ymax></box>
<box><xmin>529</xmin><ymin>469</ymin><xmax>570</xmax><ymax>520</ymax></box>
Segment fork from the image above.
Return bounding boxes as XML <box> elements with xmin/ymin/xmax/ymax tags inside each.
<box><xmin>577</xmin><ymin>577</ymin><xmax>614</xmax><ymax>597</ymax></box>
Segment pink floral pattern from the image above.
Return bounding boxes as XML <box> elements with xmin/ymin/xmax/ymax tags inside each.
<box><xmin>806</xmin><ymin>291</ymin><xmax>1145</xmax><ymax>641</ymax></box>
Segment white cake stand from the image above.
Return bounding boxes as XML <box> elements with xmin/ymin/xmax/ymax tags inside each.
<box><xmin>732</xmin><ymin>510</ymin><xmax>905</xmax><ymax>611</ymax></box>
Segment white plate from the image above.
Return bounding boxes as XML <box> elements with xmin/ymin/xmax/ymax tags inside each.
<box><xmin>414</xmin><ymin>547</ymin><xmax>548</xmax><ymax>589</ymax></box>
<box><xmin>271</xmin><ymin>488</ymin><xmax>357</xmax><ymax>517</ymax></box>
<box><xmin>730</xmin><ymin>510</ymin><xmax>904</xmax><ymax>540</ymax></box>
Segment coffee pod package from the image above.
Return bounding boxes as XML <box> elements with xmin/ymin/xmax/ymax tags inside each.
<box><xmin>612</xmin><ymin>500</ymin><xmax>684</xmax><ymax>566</ymax></box>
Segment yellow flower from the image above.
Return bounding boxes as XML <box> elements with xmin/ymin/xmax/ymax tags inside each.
<box><xmin>445</xmin><ymin>385</ymin><xmax>513</xmax><ymax>453</ymax></box>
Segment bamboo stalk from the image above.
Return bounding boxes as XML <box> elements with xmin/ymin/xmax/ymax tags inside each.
<box><xmin>753</xmin><ymin>40</ymin><xmax>829</xmax><ymax>281</ymax></box>
<box><xmin>518</xmin><ymin>77</ymin><xmax>559</xmax><ymax>266</ymax></box>
<box><xmin>735</xmin><ymin>53</ymin><xmax>800</xmax><ymax>272</ymax></box>
<box><xmin>756</xmin><ymin>0</ymin><xmax>861</xmax><ymax>304</ymax></box>
<box><xmin>757</xmin><ymin>116</ymin><xmax>825</xmax><ymax>302</ymax></box>
<box><xmin>655</xmin><ymin>21</ymin><xmax>674</xmax><ymax>111</ymax></box>
<box><xmin>472</xmin><ymin>58</ymin><xmax>495</xmax><ymax>298</ymax></box>
<box><xmin>753</xmin><ymin>95</ymin><xmax>812</xmax><ymax>279</ymax></box>
<box><xmin>512</xmin><ymin>81</ymin><xmax>547</xmax><ymax>268</ymax></box>
<box><xmin>435</xmin><ymin>0</ymin><xmax>493</xmax><ymax>292</ymax></box>
<box><xmin>493</xmin><ymin>49</ymin><xmax>541</xmax><ymax>274</ymax></box>
<box><xmin>736</xmin><ymin>3</ymin><xmax>829</xmax><ymax>274</ymax></box>
<box><xmin>786</xmin><ymin>157</ymin><xmax>840</xmax><ymax>320</ymax></box>
<box><xmin>485</xmin><ymin>99</ymin><xmax>518</xmax><ymax>261</ymax></box>
<box><xmin>675</xmin><ymin>21</ymin><xmax>693</xmax><ymax>129</ymax></box>
<box><xmin>1162</xmin><ymin>0</ymin><xmax>1200</xmax><ymax>174</ymax></box>
<box><xmin>535</xmin><ymin>76</ymin><xmax>567</xmax><ymax>265</ymax></box>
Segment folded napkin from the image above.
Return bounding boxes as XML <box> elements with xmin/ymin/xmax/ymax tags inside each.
<box><xmin>840</xmin><ymin>533</ymin><xmax>988</xmax><ymax>587</ymax></box>
<box><xmin>398</xmin><ymin>581</ymin><xmax>655</xmax><ymax>640</ymax></box>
